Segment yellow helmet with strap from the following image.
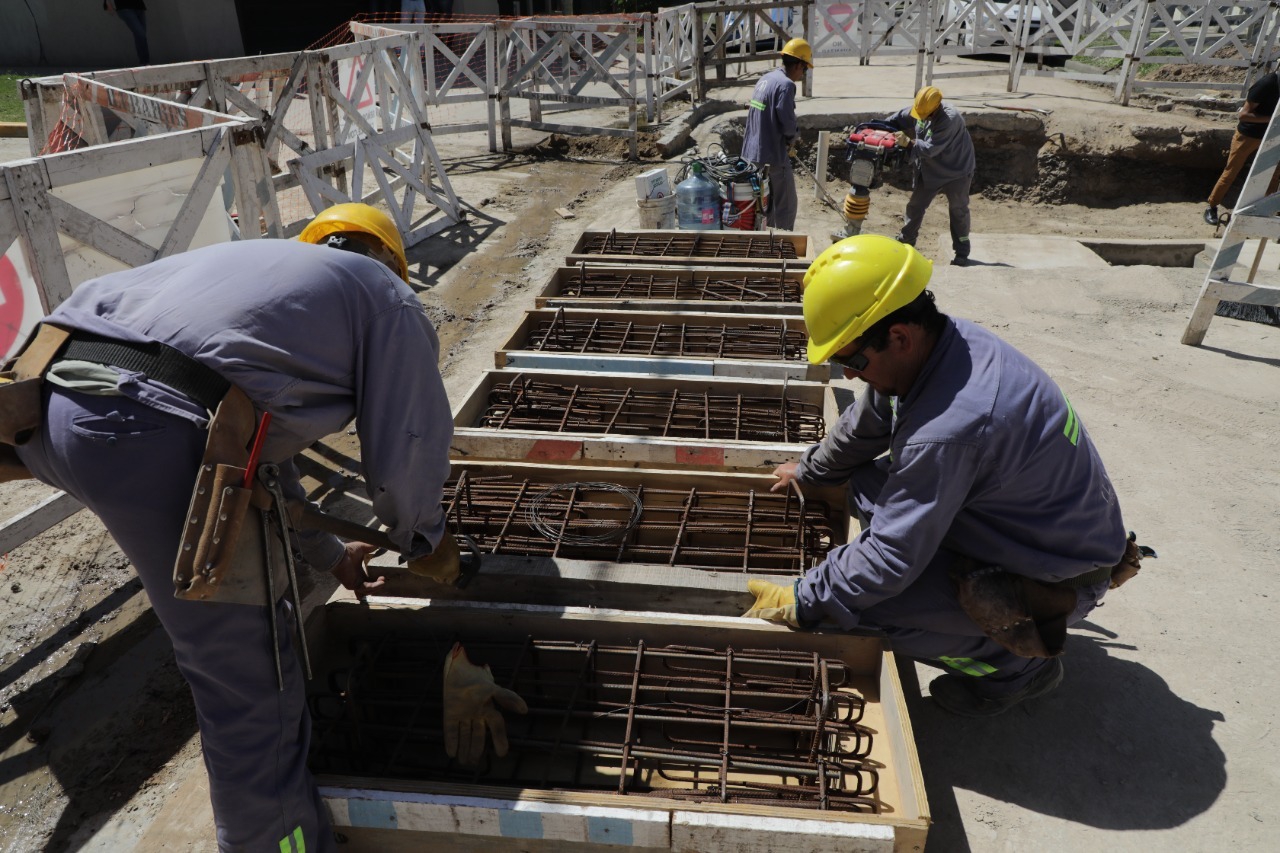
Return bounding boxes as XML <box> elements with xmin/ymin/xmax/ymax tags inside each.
<box><xmin>911</xmin><ymin>85</ymin><xmax>943</xmax><ymax>120</ymax></box>
<box><xmin>801</xmin><ymin>235</ymin><xmax>933</xmax><ymax>364</ymax></box>
<box><xmin>781</xmin><ymin>38</ymin><xmax>813</xmax><ymax>68</ymax></box>
<box><xmin>298</xmin><ymin>203</ymin><xmax>409</xmax><ymax>283</ymax></box>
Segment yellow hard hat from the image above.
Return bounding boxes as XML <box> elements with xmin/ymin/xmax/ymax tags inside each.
<box><xmin>911</xmin><ymin>86</ymin><xmax>943</xmax><ymax>120</ymax></box>
<box><xmin>781</xmin><ymin>38</ymin><xmax>813</xmax><ymax>68</ymax></box>
<box><xmin>297</xmin><ymin>203</ymin><xmax>409</xmax><ymax>282</ymax></box>
<box><xmin>801</xmin><ymin>235</ymin><xmax>933</xmax><ymax>365</ymax></box>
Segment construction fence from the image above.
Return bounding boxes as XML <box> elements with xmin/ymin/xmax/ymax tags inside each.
<box><xmin>6</xmin><ymin>2</ymin><xmax>1278</xmax><ymax>365</ymax></box>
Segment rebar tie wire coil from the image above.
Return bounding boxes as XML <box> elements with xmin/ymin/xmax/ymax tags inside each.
<box><xmin>525</xmin><ymin>482</ymin><xmax>645</xmax><ymax>546</ymax></box>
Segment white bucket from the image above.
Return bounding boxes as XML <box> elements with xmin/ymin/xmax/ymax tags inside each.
<box><xmin>637</xmin><ymin>194</ymin><xmax>677</xmax><ymax>229</ymax></box>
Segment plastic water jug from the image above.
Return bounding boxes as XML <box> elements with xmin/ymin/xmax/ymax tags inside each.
<box><xmin>676</xmin><ymin>162</ymin><xmax>721</xmax><ymax>231</ymax></box>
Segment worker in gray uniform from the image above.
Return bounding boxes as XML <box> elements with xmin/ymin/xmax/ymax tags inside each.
<box><xmin>0</xmin><ymin>204</ymin><xmax>524</xmax><ymax>851</ymax></box>
<box><xmin>741</xmin><ymin>38</ymin><xmax>812</xmax><ymax>231</ymax></box>
<box><xmin>744</xmin><ymin>235</ymin><xmax>1149</xmax><ymax>717</ymax></box>
<box><xmin>883</xmin><ymin>86</ymin><xmax>976</xmax><ymax>265</ymax></box>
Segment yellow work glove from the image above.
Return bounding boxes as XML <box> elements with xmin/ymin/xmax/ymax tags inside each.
<box><xmin>894</xmin><ymin>130</ymin><xmax>911</xmax><ymax>148</ymax></box>
<box><xmin>407</xmin><ymin>532</ymin><xmax>460</xmax><ymax>584</ymax></box>
<box><xmin>743</xmin><ymin>579</ymin><xmax>801</xmax><ymax>628</ymax></box>
<box><xmin>442</xmin><ymin>642</ymin><xmax>529</xmax><ymax>765</ymax></box>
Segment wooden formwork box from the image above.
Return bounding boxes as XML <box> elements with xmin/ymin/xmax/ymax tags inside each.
<box><xmin>370</xmin><ymin>460</ymin><xmax>851</xmax><ymax>616</ymax></box>
<box><xmin>450</xmin><ymin>368</ymin><xmax>838</xmax><ymax>471</ymax></box>
<box><xmin>307</xmin><ymin>598</ymin><xmax>930</xmax><ymax>853</ymax></box>
<box><xmin>494</xmin><ymin>308</ymin><xmax>827</xmax><ymax>382</ymax></box>
<box><xmin>565</xmin><ymin>229</ymin><xmax>810</xmax><ymax>270</ymax></box>
<box><xmin>534</xmin><ymin>263</ymin><xmax>806</xmax><ymax>316</ymax></box>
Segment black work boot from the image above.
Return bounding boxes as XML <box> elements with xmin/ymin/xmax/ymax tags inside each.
<box><xmin>929</xmin><ymin>657</ymin><xmax>1065</xmax><ymax>717</ymax></box>
<box><xmin>1204</xmin><ymin>206</ymin><xmax>1221</xmax><ymax>226</ymax></box>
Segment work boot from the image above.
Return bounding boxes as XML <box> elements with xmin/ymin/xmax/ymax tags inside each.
<box><xmin>950</xmin><ymin>256</ymin><xmax>971</xmax><ymax>267</ymax></box>
<box><xmin>1204</xmin><ymin>206</ymin><xmax>1221</xmax><ymax>226</ymax></box>
<box><xmin>929</xmin><ymin>657</ymin><xmax>1065</xmax><ymax>718</ymax></box>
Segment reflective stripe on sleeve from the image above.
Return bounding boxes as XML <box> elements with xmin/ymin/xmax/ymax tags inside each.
<box><xmin>938</xmin><ymin>656</ymin><xmax>998</xmax><ymax>676</ymax></box>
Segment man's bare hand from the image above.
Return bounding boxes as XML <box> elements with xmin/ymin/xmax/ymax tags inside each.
<box><xmin>770</xmin><ymin>461</ymin><xmax>800</xmax><ymax>493</ymax></box>
<box><xmin>330</xmin><ymin>541</ymin><xmax>385</xmax><ymax>599</ymax></box>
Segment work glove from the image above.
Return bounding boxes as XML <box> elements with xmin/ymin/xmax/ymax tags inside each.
<box><xmin>442</xmin><ymin>642</ymin><xmax>529</xmax><ymax>765</ymax></box>
<box><xmin>894</xmin><ymin>130</ymin><xmax>911</xmax><ymax>148</ymax></box>
<box><xmin>407</xmin><ymin>531</ymin><xmax>461</xmax><ymax>585</ymax></box>
<box><xmin>743</xmin><ymin>579</ymin><xmax>802</xmax><ymax>628</ymax></box>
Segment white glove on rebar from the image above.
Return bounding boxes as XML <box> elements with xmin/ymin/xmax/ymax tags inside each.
<box><xmin>442</xmin><ymin>642</ymin><xmax>529</xmax><ymax>765</ymax></box>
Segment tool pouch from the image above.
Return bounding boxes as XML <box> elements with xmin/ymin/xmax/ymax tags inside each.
<box><xmin>172</xmin><ymin>385</ymin><xmax>284</xmax><ymax>604</ymax></box>
<box><xmin>951</xmin><ymin>557</ymin><xmax>1078</xmax><ymax>659</ymax></box>
<box><xmin>0</xmin><ymin>323</ymin><xmax>73</xmax><ymax>448</ymax></box>
<box><xmin>1108</xmin><ymin>534</ymin><xmax>1153</xmax><ymax>590</ymax></box>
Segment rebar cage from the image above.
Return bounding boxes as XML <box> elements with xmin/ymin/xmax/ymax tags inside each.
<box><xmin>556</xmin><ymin>265</ymin><xmax>803</xmax><ymax>304</ymax></box>
<box><xmin>526</xmin><ymin>310</ymin><xmax>808</xmax><ymax>361</ymax></box>
<box><xmin>576</xmin><ymin>229</ymin><xmax>802</xmax><ymax>260</ymax></box>
<box><xmin>478</xmin><ymin>375</ymin><xmax>826</xmax><ymax>444</ymax></box>
<box><xmin>443</xmin><ymin>472</ymin><xmax>838</xmax><ymax>573</ymax></box>
<box><xmin>310</xmin><ymin>634</ymin><xmax>882</xmax><ymax>813</ymax></box>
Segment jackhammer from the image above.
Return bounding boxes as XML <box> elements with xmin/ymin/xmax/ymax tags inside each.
<box><xmin>834</xmin><ymin>121</ymin><xmax>910</xmax><ymax>240</ymax></box>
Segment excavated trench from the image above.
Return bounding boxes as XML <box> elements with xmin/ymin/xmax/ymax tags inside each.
<box><xmin>716</xmin><ymin>110</ymin><xmax>1233</xmax><ymax>209</ymax></box>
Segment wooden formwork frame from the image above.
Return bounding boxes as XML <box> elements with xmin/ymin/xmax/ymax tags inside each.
<box><xmin>449</xmin><ymin>367</ymin><xmax>838</xmax><ymax>471</ymax></box>
<box><xmin>309</xmin><ymin>598</ymin><xmax>930</xmax><ymax>853</ymax></box>
<box><xmin>532</xmin><ymin>262</ymin><xmax>806</xmax><ymax>315</ymax></box>
<box><xmin>493</xmin><ymin>307</ymin><xmax>827</xmax><ymax>381</ymax></box>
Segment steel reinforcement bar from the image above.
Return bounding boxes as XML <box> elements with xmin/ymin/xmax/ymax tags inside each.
<box><xmin>310</xmin><ymin>635</ymin><xmax>880</xmax><ymax>812</ymax></box>
<box><xmin>479</xmin><ymin>375</ymin><xmax>825</xmax><ymax>443</ymax></box>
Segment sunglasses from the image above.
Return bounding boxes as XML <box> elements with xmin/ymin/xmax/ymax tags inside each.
<box><xmin>828</xmin><ymin>341</ymin><xmax>870</xmax><ymax>372</ymax></box>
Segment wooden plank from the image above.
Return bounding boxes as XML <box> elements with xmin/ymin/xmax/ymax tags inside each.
<box><xmin>46</xmin><ymin>194</ymin><xmax>157</xmax><ymax>269</ymax></box>
<box><xmin>40</xmin><ymin>125</ymin><xmax>228</xmax><ymax>187</ymax></box>
<box><xmin>3</xmin><ymin>161</ymin><xmax>74</xmax><ymax>310</ymax></box>
<box><xmin>157</xmin><ymin>133</ymin><xmax>231</xmax><ymax>257</ymax></box>
<box><xmin>0</xmin><ymin>491</ymin><xmax>83</xmax><ymax>554</ymax></box>
<box><xmin>672</xmin><ymin>812</ymin><xmax>894</xmax><ymax>853</ymax></box>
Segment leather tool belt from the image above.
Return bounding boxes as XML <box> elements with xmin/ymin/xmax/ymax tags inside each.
<box><xmin>172</xmin><ymin>385</ymin><xmax>286</xmax><ymax>605</ymax></box>
<box><xmin>952</xmin><ymin>535</ymin><xmax>1154</xmax><ymax>659</ymax></box>
<box><xmin>0</xmin><ymin>324</ymin><xmax>73</xmax><ymax>482</ymax></box>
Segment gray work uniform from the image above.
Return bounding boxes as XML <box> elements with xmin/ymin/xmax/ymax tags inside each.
<box><xmin>742</xmin><ymin>67</ymin><xmax>799</xmax><ymax>230</ymax></box>
<box><xmin>16</xmin><ymin>239</ymin><xmax>452</xmax><ymax>852</ymax></box>
<box><xmin>885</xmin><ymin>103</ymin><xmax>976</xmax><ymax>258</ymax></box>
<box><xmin>792</xmin><ymin>317</ymin><xmax>1126</xmax><ymax>692</ymax></box>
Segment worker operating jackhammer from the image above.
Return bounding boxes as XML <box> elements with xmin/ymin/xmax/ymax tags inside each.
<box><xmin>744</xmin><ymin>236</ymin><xmax>1153</xmax><ymax>717</ymax></box>
<box><xmin>882</xmin><ymin>86</ymin><xmax>976</xmax><ymax>266</ymax></box>
<box><xmin>0</xmin><ymin>203</ymin><xmax>526</xmax><ymax>851</ymax></box>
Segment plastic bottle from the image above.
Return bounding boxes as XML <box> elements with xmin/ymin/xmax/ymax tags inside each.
<box><xmin>676</xmin><ymin>162</ymin><xmax>721</xmax><ymax>231</ymax></box>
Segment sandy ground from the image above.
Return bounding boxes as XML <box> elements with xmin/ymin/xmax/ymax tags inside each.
<box><xmin>1</xmin><ymin>53</ymin><xmax>1277</xmax><ymax>852</ymax></box>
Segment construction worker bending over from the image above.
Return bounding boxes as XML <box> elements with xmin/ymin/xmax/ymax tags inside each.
<box><xmin>883</xmin><ymin>86</ymin><xmax>976</xmax><ymax>265</ymax></box>
<box><xmin>746</xmin><ymin>236</ymin><xmax>1149</xmax><ymax>717</ymax></box>
<box><xmin>0</xmin><ymin>204</ymin><xmax>525</xmax><ymax>851</ymax></box>
<box><xmin>741</xmin><ymin>37</ymin><xmax>812</xmax><ymax>231</ymax></box>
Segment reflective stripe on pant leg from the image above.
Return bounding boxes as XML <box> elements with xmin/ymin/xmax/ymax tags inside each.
<box><xmin>280</xmin><ymin>825</ymin><xmax>306</xmax><ymax>853</ymax></box>
<box><xmin>938</xmin><ymin>656</ymin><xmax>998</xmax><ymax>676</ymax></box>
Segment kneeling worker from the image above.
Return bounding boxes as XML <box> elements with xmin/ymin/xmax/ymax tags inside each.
<box><xmin>746</xmin><ymin>235</ymin><xmax>1148</xmax><ymax>716</ymax></box>
<box><xmin>1</xmin><ymin>204</ymin><xmax>526</xmax><ymax>850</ymax></box>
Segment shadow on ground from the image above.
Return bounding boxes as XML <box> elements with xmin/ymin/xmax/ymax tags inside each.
<box><xmin>903</xmin><ymin>633</ymin><xmax>1225</xmax><ymax>851</ymax></box>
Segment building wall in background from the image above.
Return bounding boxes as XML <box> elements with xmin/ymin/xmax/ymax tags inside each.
<box><xmin>0</xmin><ymin>0</ymin><xmax>244</xmax><ymax>69</ymax></box>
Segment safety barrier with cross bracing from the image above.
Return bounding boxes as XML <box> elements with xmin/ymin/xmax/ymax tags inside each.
<box><xmin>1182</xmin><ymin>109</ymin><xmax>1280</xmax><ymax>345</ymax></box>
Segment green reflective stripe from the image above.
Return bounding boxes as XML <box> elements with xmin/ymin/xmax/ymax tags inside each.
<box><xmin>749</xmin><ymin>99</ymin><xmax>766</xmax><ymax>110</ymax></box>
<box><xmin>1061</xmin><ymin>391</ymin><xmax>1080</xmax><ymax>446</ymax></box>
<box><xmin>279</xmin><ymin>826</ymin><xmax>305</xmax><ymax>853</ymax></box>
<box><xmin>938</xmin><ymin>656</ymin><xmax>997</xmax><ymax>677</ymax></box>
